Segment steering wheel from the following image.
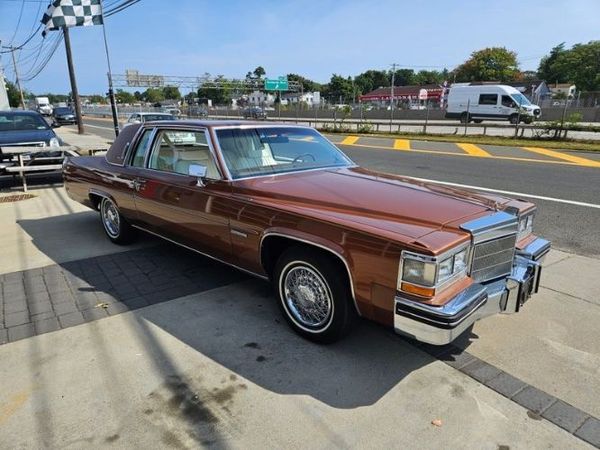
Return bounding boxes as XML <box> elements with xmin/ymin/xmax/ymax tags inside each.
<box><xmin>292</xmin><ymin>153</ymin><xmax>316</xmax><ymax>164</ymax></box>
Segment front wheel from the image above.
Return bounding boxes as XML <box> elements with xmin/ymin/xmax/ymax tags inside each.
<box><xmin>274</xmin><ymin>246</ymin><xmax>356</xmax><ymax>344</ymax></box>
<box><xmin>100</xmin><ymin>197</ymin><xmax>137</xmax><ymax>245</ymax></box>
<box><xmin>460</xmin><ymin>112</ymin><xmax>470</xmax><ymax>124</ymax></box>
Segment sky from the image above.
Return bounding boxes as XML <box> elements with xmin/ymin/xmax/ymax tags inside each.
<box><xmin>1</xmin><ymin>0</ymin><xmax>599</xmax><ymax>95</ymax></box>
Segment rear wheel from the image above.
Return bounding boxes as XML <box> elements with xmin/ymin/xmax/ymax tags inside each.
<box><xmin>473</xmin><ymin>119</ymin><xmax>483</xmax><ymax>124</ymax></box>
<box><xmin>273</xmin><ymin>246</ymin><xmax>356</xmax><ymax>344</ymax></box>
<box><xmin>100</xmin><ymin>197</ymin><xmax>137</xmax><ymax>245</ymax></box>
<box><xmin>509</xmin><ymin>114</ymin><xmax>519</xmax><ymax>125</ymax></box>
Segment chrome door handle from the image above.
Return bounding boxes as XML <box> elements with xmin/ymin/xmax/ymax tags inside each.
<box><xmin>132</xmin><ymin>179</ymin><xmax>146</xmax><ymax>191</ymax></box>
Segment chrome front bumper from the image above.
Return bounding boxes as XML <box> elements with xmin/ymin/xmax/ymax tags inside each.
<box><xmin>394</xmin><ymin>237</ymin><xmax>550</xmax><ymax>345</ymax></box>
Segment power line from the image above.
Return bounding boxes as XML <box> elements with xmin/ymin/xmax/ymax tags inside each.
<box><xmin>22</xmin><ymin>33</ymin><xmax>63</xmax><ymax>81</ymax></box>
<box><xmin>7</xmin><ymin>0</ymin><xmax>26</xmax><ymax>47</ymax></box>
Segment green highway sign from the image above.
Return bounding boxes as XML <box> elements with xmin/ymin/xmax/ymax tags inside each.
<box><xmin>264</xmin><ymin>76</ymin><xmax>289</xmax><ymax>91</ymax></box>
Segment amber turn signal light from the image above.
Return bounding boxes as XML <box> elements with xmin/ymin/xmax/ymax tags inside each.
<box><xmin>401</xmin><ymin>282</ymin><xmax>435</xmax><ymax>298</ymax></box>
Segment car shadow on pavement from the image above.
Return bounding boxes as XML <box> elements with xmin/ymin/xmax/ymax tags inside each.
<box><xmin>15</xmin><ymin>212</ymin><xmax>476</xmax><ymax>412</ymax></box>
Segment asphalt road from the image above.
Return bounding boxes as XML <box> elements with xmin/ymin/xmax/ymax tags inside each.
<box><xmin>68</xmin><ymin>118</ymin><xmax>600</xmax><ymax>257</ymax></box>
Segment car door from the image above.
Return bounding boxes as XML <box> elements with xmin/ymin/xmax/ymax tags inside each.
<box><xmin>132</xmin><ymin>127</ymin><xmax>233</xmax><ymax>261</ymax></box>
<box><xmin>500</xmin><ymin>94</ymin><xmax>517</xmax><ymax>117</ymax></box>
<box><xmin>477</xmin><ymin>93</ymin><xmax>499</xmax><ymax>119</ymax></box>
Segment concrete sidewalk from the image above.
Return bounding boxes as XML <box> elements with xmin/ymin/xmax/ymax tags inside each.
<box><xmin>1</xmin><ymin>187</ymin><xmax>599</xmax><ymax>448</ymax></box>
<box><xmin>54</xmin><ymin>126</ymin><xmax>113</xmax><ymax>154</ymax></box>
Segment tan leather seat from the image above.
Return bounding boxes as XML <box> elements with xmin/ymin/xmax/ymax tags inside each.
<box><xmin>174</xmin><ymin>146</ymin><xmax>220</xmax><ymax>179</ymax></box>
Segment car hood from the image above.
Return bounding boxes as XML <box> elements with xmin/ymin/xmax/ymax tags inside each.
<box><xmin>235</xmin><ymin>166</ymin><xmax>515</xmax><ymax>245</ymax></box>
<box><xmin>0</xmin><ymin>129</ymin><xmax>55</xmax><ymax>146</ymax></box>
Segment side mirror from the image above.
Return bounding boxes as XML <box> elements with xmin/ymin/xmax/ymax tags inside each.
<box><xmin>188</xmin><ymin>164</ymin><xmax>207</xmax><ymax>187</ymax></box>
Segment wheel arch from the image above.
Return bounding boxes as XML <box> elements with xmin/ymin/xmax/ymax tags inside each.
<box><xmin>259</xmin><ymin>231</ymin><xmax>362</xmax><ymax>317</ymax></box>
<box><xmin>88</xmin><ymin>188</ymin><xmax>115</xmax><ymax>211</ymax></box>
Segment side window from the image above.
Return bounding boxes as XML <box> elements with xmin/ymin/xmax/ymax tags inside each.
<box><xmin>479</xmin><ymin>94</ymin><xmax>498</xmax><ymax>105</ymax></box>
<box><xmin>501</xmin><ymin>95</ymin><xmax>516</xmax><ymax>108</ymax></box>
<box><xmin>148</xmin><ymin>129</ymin><xmax>221</xmax><ymax>179</ymax></box>
<box><xmin>131</xmin><ymin>129</ymin><xmax>153</xmax><ymax>167</ymax></box>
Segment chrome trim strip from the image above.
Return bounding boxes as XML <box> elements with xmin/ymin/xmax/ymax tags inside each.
<box><xmin>517</xmin><ymin>237</ymin><xmax>551</xmax><ymax>262</ymax></box>
<box><xmin>396</xmin><ymin>283</ymin><xmax>487</xmax><ymax>319</ymax></box>
<box><xmin>259</xmin><ymin>231</ymin><xmax>361</xmax><ymax>317</ymax></box>
<box><xmin>230</xmin><ymin>229</ymin><xmax>248</xmax><ymax>238</ymax></box>
<box><xmin>132</xmin><ymin>225</ymin><xmax>269</xmax><ymax>281</ymax></box>
<box><xmin>460</xmin><ymin>211</ymin><xmax>518</xmax><ymax>244</ymax></box>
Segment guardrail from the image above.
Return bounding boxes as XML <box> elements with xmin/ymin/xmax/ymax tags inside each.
<box><xmin>81</xmin><ymin>108</ymin><xmax>600</xmax><ymax>140</ymax></box>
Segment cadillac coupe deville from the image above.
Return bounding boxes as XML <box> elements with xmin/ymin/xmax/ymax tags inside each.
<box><xmin>63</xmin><ymin>121</ymin><xmax>550</xmax><ymax>344</ymax></box>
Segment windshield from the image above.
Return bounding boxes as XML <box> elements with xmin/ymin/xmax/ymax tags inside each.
<box><xmin>54</xmin><ymin>107</ymin><xmax>73</xmax><ymax>114</ymax></box>
<box><xmin>144</xmin><ymin>114</ymin><xmax>175</xmax><ymax>121</ymax></box>
<box><xmin>511</xmin><ymin>93</ymin><xmax>531</xmax><ymax>106</ymax></box>
<box><xmin>216</xmin><ymin>127</ymin><xmax>353</xmax><ymax>179</ymax></box>
<box><xmin>0</xmin><ymin>113</ymin><xmax>49</xmax><ymax>131</ymax></box>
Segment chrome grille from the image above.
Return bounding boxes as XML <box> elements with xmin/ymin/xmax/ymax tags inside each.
<box><xmin>460</xmin><ymin>211</ymin><xmax>519</xmax><ymax>283</ymax></box>
<box><xmin>471</xmin><ymin>234</ymin><xmax>517</xmax><ymax>282</ymax></box>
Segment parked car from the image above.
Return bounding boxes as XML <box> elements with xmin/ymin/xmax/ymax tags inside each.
<box><xmin>122</xmin><ymin>112</ymin><xmax>176</xmax><ymax>128</ymax></box>
<box><xmin>0</xmin><ymin>110</ymin><xmax>65</xmax><ymax>174</ymax></box>
<box><xmin>243</xmin><ymin>107</ymin><xmax>267</xmax><ymax>120</ymax></box>
<box><xmin>52</xmin><ymin>106</ymin><xmax>78</xmax><ymax>125</ymax></box>
<box><xmin>446</xmin><ymin>85</ymin><xmax>541</xmax><ymax>124</ymax></box>
<box><xmin>63</xmin><ymin>121</ymin><xmax>550</xmax><ymax>345</ymax></box>
<box><xmin>0</xmin><ymin>110</ymin><xmax>62</xmax><ymax>148</ymax></box>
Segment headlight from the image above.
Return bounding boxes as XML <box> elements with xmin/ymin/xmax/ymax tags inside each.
<box><xmin>49</xmin><ymin>137</ymin><xmax>60</xmax><ymax>147</ymax></box>
<box><xmin>399</xmin><ymin>244</ymin><xmax>470</xmax><ymax>297</ymax></box>
<box><xmin>402</xmin><ymin>258</ymin><xmax>437</xmax><ymax>286</ymax></box>
<box><xmin>517</xmin><ymin>211</ymin><xmax>535</xmax><ymax>241</ymax></box>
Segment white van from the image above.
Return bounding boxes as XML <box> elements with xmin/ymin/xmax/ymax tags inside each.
<box><xmin>446</xmin><ymin>85</ymin><xmax>541</xmax><ymax>124</ymax></box>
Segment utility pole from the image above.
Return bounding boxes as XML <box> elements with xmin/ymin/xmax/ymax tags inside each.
<box><xmin>8</xmin><ymin>47</ymin><xmax>26</xmax><ymax>109</ymax></box>
<box><xmin>62</xmin><ymin>27</ymin><xmax>85</xmax><ymax>134</ymax></box>
<box><xmin>390</xmin><ymin>63</ymin><xmax>397</xmax><ymax>129</ymax></box>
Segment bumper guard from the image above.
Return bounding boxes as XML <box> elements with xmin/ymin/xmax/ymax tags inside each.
<box><xmin>394</xmin><ymin>237</ymin><xmax>550</xmax><ymax>345</ymax></box>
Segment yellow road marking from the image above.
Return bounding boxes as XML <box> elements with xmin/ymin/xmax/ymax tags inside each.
<box><xmin>522</xmin><ymin>147</ymin><xmax>600</xmax><ymax>168</ymax></box>
<box><xmin>457</xmin><ymin>143</ymin><xmax>491</xmax><ymax>157</ymax></box>
<box><xmin>344</xmin><ymin>142</ymin><xmax>598</xmax><ymax>168</ymax></box>
<box><xmin>393</xmin><ymin>139</ymin><xmax>410</xmax><ymax>150</ymax></box>
<box><xmin>340</xmin><ymin>135</ymin><xmax>360</xmax><ymax>145</ymax></box>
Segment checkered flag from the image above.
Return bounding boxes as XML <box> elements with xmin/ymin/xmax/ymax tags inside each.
<box><xmin>41</xmin><ymin>0</ymin><xmax>104</xmax><ymax>37</ymax></box>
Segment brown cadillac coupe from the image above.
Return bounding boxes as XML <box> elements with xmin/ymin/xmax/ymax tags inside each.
<box><xmin>63</xmin><ymin>121</ymin><xmax>550</xmax><ymax>344</ymax></box>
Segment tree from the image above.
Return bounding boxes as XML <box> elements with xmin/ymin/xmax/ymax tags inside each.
<box><xmin>87</xmin><ymin>94</ymin><xmax>106</xmax><ymax>104</ymax></box>
<box><xmin>115</xmin><ymin>89</ymin><xmax>135</xmax><ymax>104</ymax></box>
<box><xmin>197</xmin><ymin>76</ymin><xmax>232</xmax><ymax>105</ymax></box>
<box><xmin>253</xmin><ymin>66</ymin><xmax>266</xmax><ymax>79</ymax></box>
<box><xmin>391</xmin><ymin>68</ymin><xmax>416</xmax><ymax>86</ymax></box>
<box><xmin>286</xmin><ymin>73</ymin><xmax>321</xmax><ymax>92</ymax></box>
<box><xmin>143</xmin><ymin>87</ymin><xmax>165</xmax><ymax>104</ymax></box>
<box><xmin>453</xmin><ymin>47</ymin><xmax>520</xmax><ymax>82</ymax></box>
<box><xmin>5</xmin><ymin>80</ymin><xmax>22</xmax><ymax>107</ymax></box>
<box><xmin>328</xmin><ymin>74</ymin><xmax>354</xmax><ymax>104</ymax></box>
<box><xmin>538</xmin><ymin>43</ymin><xmax>567</xmax><ymax>84</ymax></box>
<box><xmin>163</xmin><ymin>86</ymin><xmax>181</xmax><ymax>100</ymax></box>
<box><xmin>537</xmin><ymin>41</ymin><xmax>600</xmax><ymax>91</ymax></box>
<box><xmin>414</xmin><ymin>70</ymin><xmax>445</xmax><ymax>85</ymax></box>
<box><xmin>353</xmin><ymin>70</ymin><xmax>389</xmax><ymax>94</ymax></box>
<box><xmin>133</xmin><ymin>91</ymin><xmax>143</xmax><ymax>101</ymax></box>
